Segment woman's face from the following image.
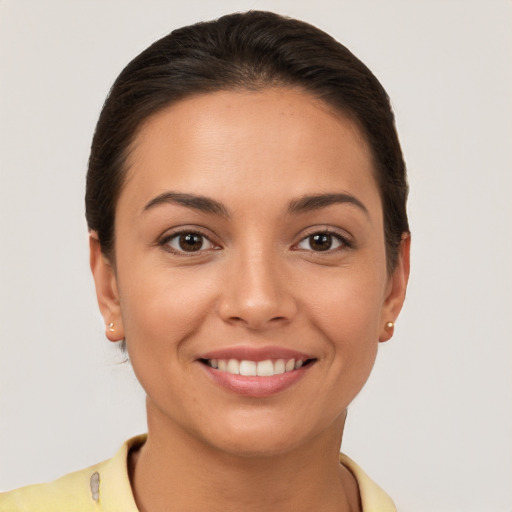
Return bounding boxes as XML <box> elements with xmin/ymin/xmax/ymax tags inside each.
<box><xmin>91</xmin><ymin>88</ymin><xmax>409</xmax><ymax>456</ymax></box>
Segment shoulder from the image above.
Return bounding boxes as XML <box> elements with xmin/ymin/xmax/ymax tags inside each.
<box><xmin>0</xmin><ymin>463</ymin><xmax>101</xmax><ymax>512</ymax></box>
<box><xmin>339</xmin><ymin>453</ymin><xmax>397</xmax><ymax>512</ymax></box>
<box><xmin>0</xmin><ymin>435</ymin><xmax>145</xmax><ymax>512</ymax></box>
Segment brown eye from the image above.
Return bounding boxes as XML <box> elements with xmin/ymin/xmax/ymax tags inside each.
<box><xmin>179</xmin><ymin>233</ymin><xmax>203</xmax><ymax>251</ymax></box>
<box><xmin>297</xmin><ymin>232</ymin><xmax>343</xmax><ymax>252</ymax></box>
<box><xmin>309</xmin><ymin>234</ymin><xmax>332</xmax><ymax>251</ymax></box>
<box><xmin>165</xmin><ymin>232</ymin><xmax>215</xmax><ymax>253</ymax></box>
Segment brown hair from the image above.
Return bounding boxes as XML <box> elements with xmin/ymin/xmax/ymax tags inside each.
<box><xmin>86</xmin><ymin>10</ymin><xmax>409</xmax><ymax>271</ymax></box>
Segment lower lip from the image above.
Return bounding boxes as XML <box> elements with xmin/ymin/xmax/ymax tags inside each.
<box><xmin>200</xmin><ymin>363</ymin><xmax>312</xmax><ymax>397</ymax></box>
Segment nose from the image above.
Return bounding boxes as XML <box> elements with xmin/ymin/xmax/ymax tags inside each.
<box><xmin>217</xmin><ymin>247</ymin><xmax>297</xmax><ymax>330</ymax></box>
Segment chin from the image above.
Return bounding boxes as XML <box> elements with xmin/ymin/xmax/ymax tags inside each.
<box><xmin>205</xmin><ymin>428</ymin><xmax>306</xmax><ymax>459</ymax></box>
<box><xmin>194</xmin><ymin>409</ymin><xmax>333</xmax><ymax>460</ymax></box>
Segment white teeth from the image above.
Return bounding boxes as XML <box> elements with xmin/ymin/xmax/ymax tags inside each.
<box><xmin>239</xmin><ymin>360</ymin><xmax>257</xmax><ymax>376</ymax></box>
<box><xmin>207</xmin><ymin>357</ymin><xmax>308</xmax><ymax>376</ymax></box>
<box><xmin>274</xmin><ymin>359</ymin><xmax>285</xmax><ymax>374</ymax></box>
<box><xmin>226</xmin><ymin>359</ymin><xmax>240</xmax><ymax>374</ymax></box>
<box><xmin>256</xmin><ymin>360</ymin><xmax>274</xmax><ymax>377</ymax></box>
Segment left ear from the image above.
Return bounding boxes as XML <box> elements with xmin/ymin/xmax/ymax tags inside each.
<box><xmin>379</xmin><ymin>234</ymin><xmax>411</xmax><ymax>342</ymax></box>
<box><xmin>89</xmin><ymin>232</ymin><xmax>125</xmax><ymax>342</ymax></box>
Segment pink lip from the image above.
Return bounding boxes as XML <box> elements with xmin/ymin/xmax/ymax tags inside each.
<box><xmin>198</xmin><ymin>345</ymin><xmax>313</xmax><ymax>362</ymax></box>
<box><xmin>196</xmin><ymin>345</ymin><xmax>316</xmax><ymax>398</ymax></box>
<box><xmin>200</xmin><ymin>363</ymin><xmax>312</xmax><ymax>397</ymax></box>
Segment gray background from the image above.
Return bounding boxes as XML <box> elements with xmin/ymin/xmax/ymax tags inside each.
<box><xmin>1</xmin><ymin>1</ymin><xmax>511</xmax><ymax>510</ymax></box>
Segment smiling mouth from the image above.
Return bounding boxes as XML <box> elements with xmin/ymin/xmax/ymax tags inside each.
<box><xmin>199</xmin><ymin>358</ymin><xmax>316</xmax><ymax>377</ymax></box>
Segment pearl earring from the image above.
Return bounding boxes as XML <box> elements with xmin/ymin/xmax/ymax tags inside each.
<box><xmin>107</xmin><ymin>322</ymin><xmax>115</xmax><ymax>332</ymax></box>
<box><xmin>385</xmin><ymin>321</ymin><xmax>394</xmax><ymax>331</ymax></box>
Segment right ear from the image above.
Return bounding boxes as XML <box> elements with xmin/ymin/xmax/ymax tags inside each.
<box><xmin>89</xmin><ymin>232</ymin><xmax>124</xmax><ymax>342</ymax></box>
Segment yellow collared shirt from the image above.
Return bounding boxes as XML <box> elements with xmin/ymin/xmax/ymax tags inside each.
<box><xmin>0</xmin><ymin>435</ymin><xmax>396</xmax><ymax>511</ymax></box>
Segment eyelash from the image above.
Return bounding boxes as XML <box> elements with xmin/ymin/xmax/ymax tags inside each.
<box><xmin>159</xmin><ymin>229</ymin><xmax>219</xmax><ymax>255</ymax></box>
<box><xmin>294</xmin><ymin>229</ymin><xmax>353</xmax><ymax>253</ymax></box>
<box><xmin>159</xmin><ymin>227</ymin><xmax>353</xmax><ymax>256</ymax></box>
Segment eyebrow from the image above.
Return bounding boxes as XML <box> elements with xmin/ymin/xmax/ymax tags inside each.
<box><xmin>287</xmin><ymin>193</ymin><xmax>369</xmax><ymax>216</ymax></box>
<box><xmin>143</xmin><ymin>192</ymin><xmax>230</xmax><ymax>217</ymax></box>
<box><xmin>143</xmin><ymin>191</ymin><xmax>368</xmax><ymax>218</ymax></box>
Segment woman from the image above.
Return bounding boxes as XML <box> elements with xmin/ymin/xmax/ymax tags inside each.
<box><xmin>0</xmin><ymin>10</ymin><xmax>410</xmax><ymax>511</ymax></box>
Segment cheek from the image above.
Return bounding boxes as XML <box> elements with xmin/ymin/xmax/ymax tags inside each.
<box><xmin>302</xmin><ymin>265</ymin><xmax>385</xmax><ymax>381</ymax></box>
<box><xmin>117</xmin><ymin>264</ymin><xmax>223</xmax><ymax>412</ymax></box>
<box><xmin>306</xmin><ymin>266</ymin><xmax>385</xmax><ymax>339</ymax></box>
<box><xmin>117</xmin><ymin>262</ymin><xmax>220</xmax><ymax>357</ymax></box>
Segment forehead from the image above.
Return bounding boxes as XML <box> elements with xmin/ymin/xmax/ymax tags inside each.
<box><xmin>121</xmin><ymin>87</ymin><xmax>380</xmax><ymax>217</ymax></box>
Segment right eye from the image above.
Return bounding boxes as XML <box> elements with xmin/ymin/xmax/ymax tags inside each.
<box><xmin>296</xmin><ymin>232</ymin><xmax>344</xmax><ymax>252</ymax></box>
<box><xmin>295</xmin><ymin>230</ymin><xmax>351</xmax><ymax>253</ymax></box>
<box><xmin>163</xmin><ymin>232</ymin><xmax>217</xmax><ymax>254</ymax></box>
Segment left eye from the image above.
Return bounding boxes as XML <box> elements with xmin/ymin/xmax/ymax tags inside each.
<box><xmin>296</xmin><ymin>233</ymin><xmax>344</xmax><ymax>252</ymax></box>
<box><xmin>165</xmin><ymin>232</ymin><xmax>216</xmax><ymax>253</ymax></box>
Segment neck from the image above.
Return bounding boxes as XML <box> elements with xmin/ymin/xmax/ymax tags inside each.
<box><xmin>130</xmin><ymin>399</ymin><xmax>360</xmax><ymax>512</ymax></box>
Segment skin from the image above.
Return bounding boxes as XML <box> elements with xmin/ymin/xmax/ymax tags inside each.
<box><xmin>90</xmin><ymin>88</ymin><xmax>410</xmax><ymax>512</ymax></box>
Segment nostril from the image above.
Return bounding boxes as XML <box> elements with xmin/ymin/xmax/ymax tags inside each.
<box><xmin>217</xmin><ymin>282</ymin><xmax>298</xmax><ymax>329</ymax></box>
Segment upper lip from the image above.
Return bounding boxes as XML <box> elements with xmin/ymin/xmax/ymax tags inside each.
<box><xmin>197</xmin><ymin>345</ymin><xmax>315</xmax><ymax>362</ymax></box>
